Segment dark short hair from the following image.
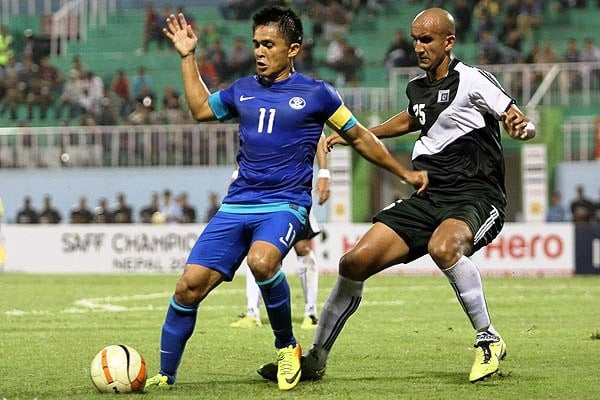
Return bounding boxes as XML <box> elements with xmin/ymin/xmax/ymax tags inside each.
<box><xmin>253</xmin><ymin>6</ymin><xmax>303</xmax><ymax>46</ymax></box>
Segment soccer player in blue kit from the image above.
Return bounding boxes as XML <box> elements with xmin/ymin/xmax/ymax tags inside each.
<box><xmin>145</xmin><ymin>6</ymin><xmax>428</xmax><ymax>391</ymax></box>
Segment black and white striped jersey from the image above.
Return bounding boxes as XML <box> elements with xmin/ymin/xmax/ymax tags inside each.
<box><xmin>406</xmin><ymin>58</ymin><xmax>513</xmax><ymax>205</ymax></box>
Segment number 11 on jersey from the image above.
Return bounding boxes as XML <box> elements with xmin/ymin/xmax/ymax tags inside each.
<box><xmin>258</xmin><ymin>108</ymin><xmax>276</xmax><ymax>133</ymax></box>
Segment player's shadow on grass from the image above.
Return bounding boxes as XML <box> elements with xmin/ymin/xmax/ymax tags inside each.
<box><xmin>278</xmin><ymin>371</ymin><xmax>516</xmax><ymax>386</ymax></box>
<box><xmin>172</xmin><ymin>369</ymin><xmax>519</xmax><ymax>389</ymax></box>
<box><xmin>423</xmin><ymin>369</ymin><xmax>518</xmax><ymax>384</ymax></box>
<box><xmin>297</xmin><ymin>373</ymin><xmax>466</xmax><ymax>385</ymax></box>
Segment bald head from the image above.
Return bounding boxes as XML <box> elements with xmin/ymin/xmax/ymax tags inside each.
<box><xmin>413</xmin><ymin>8</ymin><xmax>455</xmax><ymax>36</ymax></box>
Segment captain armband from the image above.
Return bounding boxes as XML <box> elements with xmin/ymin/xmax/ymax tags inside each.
<box><xmin>326</xmin><ymin>104</ymin><xmax>356</xmax><ymax>131</ymax></box>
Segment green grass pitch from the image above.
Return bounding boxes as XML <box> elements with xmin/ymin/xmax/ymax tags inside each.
<box><xmin>1</xmin><ymin>273</ymin><xmax>599</xmax><ymax>399</ymax></box>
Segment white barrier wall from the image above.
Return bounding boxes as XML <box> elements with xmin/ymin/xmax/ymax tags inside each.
<box><xmin>0</xmin><ymin>223</ymin><xmax>574</xmax><ymax>276</ymax></box>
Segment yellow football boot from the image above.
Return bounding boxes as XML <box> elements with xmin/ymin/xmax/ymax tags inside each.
<box><xmin>144</xmin><ymin>374</ymin><xmax>172</xmax><ymax>389</ymax></box>
<box><xmin>276</xmin><ymin>344</ymin><xmax>302</xmax><ymax>390</ymax></box>
<box><xmin>469</xmin><ymin>332</ymin><xmax>507</xmax><ymax>383</ymax></box>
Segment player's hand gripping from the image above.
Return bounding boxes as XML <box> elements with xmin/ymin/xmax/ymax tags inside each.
<box><xmin>501</xmin><ymin>108</ymin><xmax>536</xmax><ymax>140</ymax></box>
<box><xmin>163</xmin><ymin>13</ymin><xmax>198</xmax><ymax>58</ymax></box>
<box><xmin>404</xmin><ymin>170</ymin><xmax>429</xmax><ymax>196</ymax></box>
<box><xmin>324</xmin><ymin>132</ymin><xmax>348</xmax><ymax>151</ymax></box>
<box><xmin>325</xmin><ymin>131</ymin><xmax>428</xmax><ymax>195</ymax></box>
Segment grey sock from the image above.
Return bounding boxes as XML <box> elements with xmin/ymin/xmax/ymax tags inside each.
<box><xmin>443</xmin><ymin>256</ymin><xmax>491</xmax><ymax>331</ymax></box>
<box><xmin>307</xmin><ymin>275</ymin><xmax>364</xmax><ymax>368</ymax></box>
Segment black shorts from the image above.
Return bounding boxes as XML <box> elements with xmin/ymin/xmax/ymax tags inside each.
<box><xmin>298</xmin><ymin>208</ymin><xmax>321</xmax><ymax>241</ymax></box>
<box><xmin>374</xmin><ymin>194</ymin><xmax>505</xmax><ymax>263</ymax></box>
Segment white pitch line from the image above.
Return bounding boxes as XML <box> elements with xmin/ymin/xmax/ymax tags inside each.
<box><xmin>4</xmin><ymin>292</ymin><xmax>407</xmax><ymax>317</ymax></box>
<box><xmin>9</xmin><ymin>284</ymin><xmax>594</xmax><ymax>317</ymax></box>
<box><xmin>5</xmin><ymin>309</ymin><xmax>50</xmax><ymax>316</ymax></box>
<box><xmin>74</xmin><ymin>288</ymin><xmax>246</xmax><ymax>305</ymax></box>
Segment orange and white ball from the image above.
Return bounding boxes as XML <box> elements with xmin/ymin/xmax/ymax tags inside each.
<box><xmin>90</xmin><ymin>345</ymin><xmax>147</xmax><ymax>394</ymax></box>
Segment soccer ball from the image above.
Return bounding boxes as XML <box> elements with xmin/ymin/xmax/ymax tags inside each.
<box><xmin>90</xmin><ymin>345</ymin><xmax>147</xmax><ymax>394</ymax></box>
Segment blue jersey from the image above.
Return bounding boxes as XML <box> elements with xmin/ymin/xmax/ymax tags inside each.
<box><xmin>208</xmin><ymin>71</ymin><xmax>355</xmax><ymax>209</ymax></box>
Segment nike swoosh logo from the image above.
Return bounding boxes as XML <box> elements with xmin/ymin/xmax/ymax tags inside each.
<box><xmin>285</xmin><ymin>368</ymin><xmax>301</xmax><ymax>384</ymax></box>
<box><xmin>159</xmin><ymin>350</ymin><xmax>172</xmax><ymax>354</ymax></box>
<box><xmin>239</xmin><ymin>95</ymin><xmax>256</xmax><ymax>102</ymax></box>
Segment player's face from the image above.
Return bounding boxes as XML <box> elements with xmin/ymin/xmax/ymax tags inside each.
<box><xmin>411</xmin><ymin>19</ymin><xmax>454</xmax><ymax>80</ymax></box>
<box><xmin>252</xmin><ymin>24</ymin><xmax>299</xmax><ymax>82</ymax></box>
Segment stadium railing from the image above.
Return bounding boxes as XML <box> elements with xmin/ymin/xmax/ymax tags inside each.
<box><xmin>1</xmin><ymin>0</ymin><xmax>113</xmax><ymax>56</ymax></box>
<box><xmin>0</xmin><ymin>123</ymin><xmax>239</xmax><ymax>168</ymax></box>
<box><xmin>1</xmin><ymin>106</ymin><xmax>598</xmax><ymax>169</ymax></box>
<box><xmin>3</xmin><ymin>61</ymin><xmax>600</xmax><ymax>167</ymax></box>
<box><xmin>562</xmin><ymin>116</ymin><xmax>599</xmax><ymax>162</ymax></box>
<box><xmin>389</xmin><ymin>61</ymin><xmax>600</xmax><ymax>110</ymax></box>
<box><xmin>49</xmin><ymin>0</ymin><xmax>87</xmax><ymax>57</ymax></box>
<box><xmin>0</xmin><ymin>0</ymin><xmax>115</xmax><ymax>22</ymax></box>
<box><xmin>336</xmin><ymin>87</ymin><xmax>393</xmax><ymax>115</ymax></box>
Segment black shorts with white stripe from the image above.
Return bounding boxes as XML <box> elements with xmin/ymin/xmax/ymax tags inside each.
<box><xmin>373</xmin><ymin>194</ymin><xmax>505</xmax><ymax>263</ymax></box>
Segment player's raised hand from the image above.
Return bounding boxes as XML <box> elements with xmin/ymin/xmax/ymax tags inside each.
<box><xmin>403</xmin><ymin>170</ymin><xmax>429</xmax><ymax>196</ymax></box>
<box><xmin>324</xmin><ymin>132</ymin><xmax>349</xmax><ymax>152</ymax></box>
<box><xmin>163</xmin><ymin>13</ymin><xmax>197</xmax><ymax>58</ymax></box>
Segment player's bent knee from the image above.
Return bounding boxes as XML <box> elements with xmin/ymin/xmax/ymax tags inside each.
<box><xmin>173</xmin><ymin>287</ymin><xmax>200</xmax><ymax>307</ymax></box>
<box><xmin>339</xmin><ymin>251</ymin><xmax>372</xmax><ymax>281</ymax></box>
<box><xmin>247</xmin><ymin>259</ymin><xmax>279</xmax><ymax>281</ymax></box>
<box><xmin>294</xmin><ymin>245</ymin><xmax>310</xmax><ymax>257</ymax></box>
<box><xmin>428</xmin><ymin>242</ymin><xmax>462</xmax><ymax>269</ymax></box>
<box><xmin>174</xmin><ymin>278</ymin><xmax>205</xmax><ymax>306</ymax></box>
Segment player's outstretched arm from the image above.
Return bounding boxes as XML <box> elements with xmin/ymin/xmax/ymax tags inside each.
<box><xmin>501</xmin><ymin>104</ymin><xmax>536</xmax><ymax>140</ymax></box>
<box><xmin>326</xmin><ymin>110</ymin><xmax>420</xmax><ymax>150</ymax></box>
<box><xmin>163</xmin><ymin>13</ymin><xmax>215</xmax><ymax>121</ymax></box>
<box><xmin>339</xmin><ymin>123</ymin><xmax>428</xmax><ymax>195</ymax></box>
<box><xmin>370</xmin><ymin>110</ymin><xmax>421</xmax><ymax>138</ymax></box>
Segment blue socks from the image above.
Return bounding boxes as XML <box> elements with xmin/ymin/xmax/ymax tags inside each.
<box><xmin>157</xmin><ymin>270</ymin><xmax>293</xmax><ymax>383</ymax></box>
<box><xmin>159</xmin><ymin>296</ymin><xmax>198</xmax><ymax>383</ymax></box>
<box><xmin>257</xmin><ymin>270</ymin><xmax>296</xmax><ymax>349</ymax></box>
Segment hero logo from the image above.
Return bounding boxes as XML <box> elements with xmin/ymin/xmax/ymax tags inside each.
<box><xmin>484</xmin><ymin>233</ymin><xmax>563</xmax><ymax>259</ymax></box>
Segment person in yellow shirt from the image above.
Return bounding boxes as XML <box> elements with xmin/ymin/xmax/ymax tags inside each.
<box><xmin>0</xmin><ymin>26</ymin><xmax>14</xmax><ymax>67</ymax></box>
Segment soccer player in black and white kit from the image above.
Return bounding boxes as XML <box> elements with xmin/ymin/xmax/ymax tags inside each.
<box><xmin>258</xmin><ymin>7</ymin><xmax>536</xmax><ymax>384</ymax></box>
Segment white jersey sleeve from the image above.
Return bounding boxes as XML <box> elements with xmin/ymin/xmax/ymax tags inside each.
<box><xmin>468</xmin><ymin>67</ymin><xmax>514</xmax><ymax>120</ymax></box>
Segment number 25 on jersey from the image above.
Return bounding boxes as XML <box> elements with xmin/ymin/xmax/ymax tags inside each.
<box><xmin>413</xmin><ymin>103</ymin><xmax>426</xmax><ymax>125</ymax></box>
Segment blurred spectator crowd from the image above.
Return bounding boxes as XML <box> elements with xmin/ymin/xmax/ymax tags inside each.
<box><xmin>0</xmin><ymin>0</ymin><xmax>383</xmax><ymax>124</ymax></box>
<box><xmin>12</xmin><ymin>190</ymin><xmax>223</xmax><ymax>224</ymax></box>
<box><xmin>0</xmin><ymin>46</ymin><xmax>196</xmax><ymax>126</ymax></box>
<box><xmin>1</xmin><ymin>0</ymin><xmax>600</xmax><ymax>126</ymax></box>
<box><xmin>465</xmin><ymin>0</ymin><xmax>600</xmax><ymax>66</ymax></box>
<box><xmin>546</xmin><ymin>185</ymin><xmax>600</xmax><ymax>224</ymax></box>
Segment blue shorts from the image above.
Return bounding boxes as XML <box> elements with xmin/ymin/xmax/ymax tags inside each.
<box><xmin>187</xmin><ymin>209</ymin><xmax>306</xmax><ymax>281</ymax></box>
